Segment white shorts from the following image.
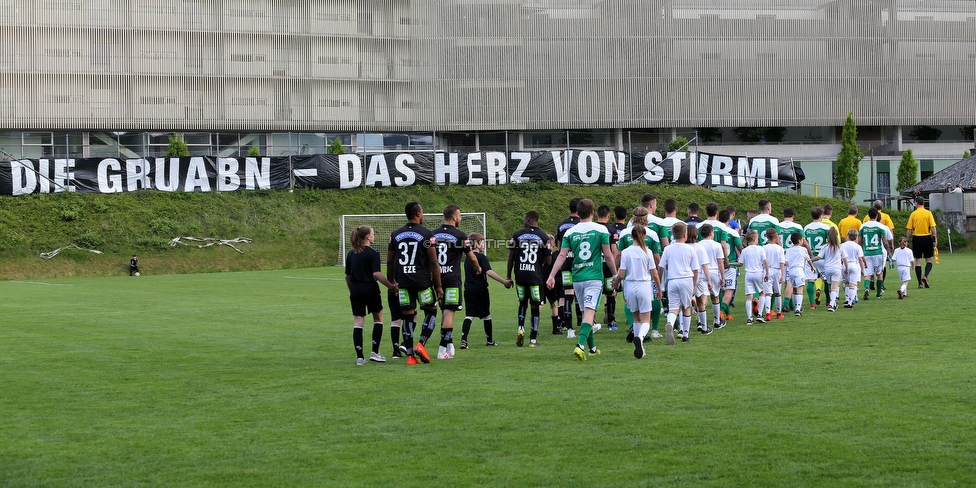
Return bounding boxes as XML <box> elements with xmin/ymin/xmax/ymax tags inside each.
<box><xmin>666</xmin><ymin>277</ymin><xmax>695</xmax><ymax>310</ymax></box>
<box><xmin>764</xmin><ymin>269</ymin><xmax>782</xmax><ymax>294</ymax></box>
<box><xmin>864</xmin><ymin>255</ymin><xmax>885</xmax><ymax>277</ymax></box>
<box><xmin>573</xmin><ymin>280</ymin><xmax>604</xmax><ymax>311</ymax></box>
<box><xmin>723</xmin><ymin>268</ymin><xmax>738</xmax><ymax>291</ymax></box>
<box><xmin>708</xmin><ymin>269</ymin><xmax>722</xmax><ymax>297</ymax></box>
<box><xmin>845</xmin><ymin>269</ymin><xmax>861</xmax><ymax>286</ymax></box>
<box><xmin>744</xmin><ymin>272</ymin><xmax>765</xmax><ymax>295</ymax></box>
<box><xmin>823</xmin><ymin>266</ymin><xmax>843</xmax><ymax>284</ymax></box>
<box><xmin>786</xmin><ymin>268</ymin><xmax>806</xmax><ymax>288</ymax></box>
<box><xmin>898</xmin><ymin>266</ymin><xmax>912</xmax><ymax>283</ymax></box>
<box><xmin>810</xmin><ymin>260</ymin><xmax>826</xmax><ymax>281</ymax></box>
<box><xmin>623</xmin><ymin>281</ymin><xmax>655</xmax><ymax>314</ymax></box>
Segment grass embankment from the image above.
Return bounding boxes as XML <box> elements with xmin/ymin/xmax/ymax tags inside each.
<box><xmin>0</xmin><ymin>184</ymin><xmax>961</xmax><ymax>280</ymax></box>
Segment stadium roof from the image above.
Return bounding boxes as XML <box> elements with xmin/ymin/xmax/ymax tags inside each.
<box><xmin>905</xmin><ymin>155</ymin><xmax>976</xmax><ymax>194</ymax></box>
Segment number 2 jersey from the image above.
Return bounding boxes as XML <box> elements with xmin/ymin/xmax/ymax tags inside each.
<box><xmin>508</xmin><ymin>226</ymin><xmax>551</xmax><ymax>285</ymax></box>
<box><xmin>389</xmin><ymin>222</ymin><xmax>436</xmax><ymax>290</ymax></box>
<box><xmin>432</xmin><ymin>224</ymin><xmax>472</xmax><ymax>287</ymax></box>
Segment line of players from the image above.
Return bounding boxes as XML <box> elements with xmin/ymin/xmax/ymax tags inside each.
<box><xmin>346</xmin><ymin>195</ymin><xmax>912</xmax><ymax>365</ymax></box>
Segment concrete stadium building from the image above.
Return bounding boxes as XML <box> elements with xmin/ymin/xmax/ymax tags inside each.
<box><xmin>2</xmin><ymin>0</ymin><xmax>975</xmax><ymax>199</ymax></box>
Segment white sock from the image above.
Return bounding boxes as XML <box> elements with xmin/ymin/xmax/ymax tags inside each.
<box><xmin>697</xmin><ymin>311</ymin><xmax>706</xmax><ymax>326</ymax></box>
<box><xmin>794</xmin><ymin>294</ymin><xmax>803</xmax><ymax>309</ymax></box>
<box><xmin>829</xmin><ymin>290</ymin><xmax>838</xmax><ymax>306</ymax></box>
<box><xmin>638</xmin><ymin>322</ymin><xmax>650</xmax><ymax>340</ymax></box>
<box><xmin>762</xmin><ymin>295</ymin><xmax>770</xmax><ymax>314</ymax></box>
<box><xmin>680</xmin><ymin>314</ymin><xmax>691</xmax><ymax>334</ymax></box>
<box><xmin>666</xmin><ymin>312</ymin><xmax>677</xmax><ymax>328</ymax></box>
<box><xmin>712</xmin><ymin>303</ymin><xmax>721</xmax><ymax>323</ymax></box>
<box><xmin>775</xmin><ymin>296</ymin><xmax>782</xmax><ymax>313</ymax></box>
<box><xmin>746</xmin><ymin>301</ymin><xmax>753</xmax><ymax>319</ymax></box>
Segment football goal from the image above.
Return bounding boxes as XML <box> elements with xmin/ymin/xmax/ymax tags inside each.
<box><xmin>339</xmin><ymin>213</ymin><xmax>487</xmax><ymax>266</ymax></box>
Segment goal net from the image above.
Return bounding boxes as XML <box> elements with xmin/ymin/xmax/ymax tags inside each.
<box><xmin>339</xmin><ymin>213</ymin><xmax>487</xmax><ymax>266</ymax></box>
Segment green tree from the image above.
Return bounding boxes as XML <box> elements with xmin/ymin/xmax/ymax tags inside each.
<box><xmin>896</xmin><ymin>149</ymin><xmax>919</xmax><ymax>192</ymax></box>
<box><xmin>166</xmin><ymin>133</ymin><xmax>189</xmax><ymax>157</ymax></box>
<box><xmin>328</xmin><ymin>137</ymin><xmax>346</xmax><ymax>155</ymax></box>
<box><xmin>964</xmin><ymin>150</ymin><xmax>971</xmax><ymax>159</ymax></box>
<box><xmin>667</xmin><ymin>135</ymin><xmax>689</xmax><ymax>152</ymax></box>
<box><xmin>835</xmin><ymin>112</ymin><xmax>862</xmax><ymax>200</ymax></box>
<box><xmin>248</xmin><ymin>145</ymin><xmax>261</xmax><ymax>157</ymax></box>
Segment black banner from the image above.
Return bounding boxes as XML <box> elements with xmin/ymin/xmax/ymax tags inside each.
<box><xmin>0</xmin><ymin>151</ymin><xmax>800</xmax><ymax>196</ymax></box>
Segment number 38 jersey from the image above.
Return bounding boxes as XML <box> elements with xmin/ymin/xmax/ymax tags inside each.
<box><xmin>562</xmin><ymin>221</ymin><xmax>610</xmax><ymax>282</ymax></box>
<box><xmin>432</xmin><ymin>224</ymin><xmax>472</xmax><ymax>287</ymax></box>
<box><xmin>389</xmin><ymin>223</ymin><xmax>436</xmax><ymax>289</ymax></box>
<box><xmin>508</xmin><ymin>226</ymin><xmax>551</xmax><ymax>285</ymax></box>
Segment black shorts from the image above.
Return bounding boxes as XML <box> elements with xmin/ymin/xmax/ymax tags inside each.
<box><xmin>912</xmin><ymin>235</ymin><xmax>934</xmax><ymax>259</ymax></box>
<box><xmin>464</xmin><ymin>289</ymin><xmax>491</xmax><ymax>319</ymax></box>
<box><xmin>387</xmin><ymin>289</ymin><xmax>402</xmax><ymax>321</ymax></box>
<box><xmin>544</xmin><ymin>281</ymin><xmax>560</xmax><ymax>304</ymax></box>
<box><xmin>350</xmin><ymin>284</ymin><xmax>383</xmax><ymax>317</ymax></box>
<box><xmin>398</xmin><ymin>286</ymin><xmax>437</xmax><ymax>312</ymax></box>
<box><xmin>440</xmin><ymin>285</ymin><xmax>463</xmax><ymax>311</ymax></box>
<box><xmin>515</xmin><ymin>282</ymin><xmax>545</xmax><ymax>306</ymax></box>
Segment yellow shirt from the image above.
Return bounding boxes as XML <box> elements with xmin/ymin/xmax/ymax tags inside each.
<box><xmin>863</xmin><ymin>211</ymin><xmax>895</xmax><ymax>232</ymax></box>
<box><xmin>907</xmin><ymin>207</ymin><xmax>936</xmax><ymax>236</ymax></box>
<box><xmin>838</xmin><ymin>215</ymin><xmax>862</xmax><ymax>239</ymax></box>
<box><xmin>823</xmin><ymin>218</ymin><xmax>838</xmax><ymax>231</ymax></box>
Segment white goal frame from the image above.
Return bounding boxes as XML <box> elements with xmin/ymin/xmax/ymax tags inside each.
<box><xmin>339</xmin><ymin>213</ymin><xmax>487</xmax><ymax>266</ymax></box>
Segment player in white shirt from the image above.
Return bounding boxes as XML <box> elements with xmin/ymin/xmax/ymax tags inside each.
<box><xmin>815</xmin><ymin>228</ymin><xmax>844</xmax><ymax>312</ymax></box>
<box><xmin>687</xmin><ymin>227</ymin><xmax>714</xmax><ymax>335</ymax></box>
<box><xmin>658</xmin><ymin>222</ymin><xmax>700</xmax><ymax>344</ymax></box>
<box><xmin>891</xmin><ymin>236</ymin><xmax>915</xmax><ymax>299</ymax></box>
<box><xmin>698</xmin><ymin>223</ymin><xmax>725</xmax><ymax>331</ymax></box>
<box><xmin>611</xmin><ymin>225</ymin><xmax>662</xmax><ymax>358</ymax></box>
<box><xmin>731</xmin><ymin>230</ymin><xmax>769</xmax><ymax>324</ymax></box>
<box><xmin>841</xmin><ymin>229</ymin><xmax>866</xmax><ymax>308</ymax></box>
<box><xmin>784</xmin><ymin>233</ymin><xmax>814</xmax><ymax>316</ymax></box>
<box><xmin>762</xmin><ymin>228</ymin><xmax>786</xmax><ymax>321</ymax></box>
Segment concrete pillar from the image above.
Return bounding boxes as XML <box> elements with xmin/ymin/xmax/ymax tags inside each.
<box><xmin>895</xmin><ymin>126</ymin><xmax>903</xmax><ymax>152</ymax></box>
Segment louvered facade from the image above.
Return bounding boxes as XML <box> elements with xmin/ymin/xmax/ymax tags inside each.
<box><xmin>1</xmin><ymin>0</ymin><xmax>974</xmax><ymax>153</ymax></box>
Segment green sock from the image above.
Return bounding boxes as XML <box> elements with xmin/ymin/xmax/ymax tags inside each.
<box><xmin>720</xmin><ymin>302</ymin><xmax>730</xmax><ymax>314</ymax></box>
<box><xmin>624</xmin><ymin>306</ymin><xmax>634</xmax><ymax>330</ymax></box>
<box><xmin>579</xmin><ymin>323</ymin><xmax>592</xmax><ymax>348</ymax></box>
<box><xmin>863</xmin><ymin>279</ymin><xmax>871</xmax><ymax>290</ymax></box>
<box><xmin>876</xmin><ymin>279</ymin><xmax>883</xmax><ymax>297</ymax></box>
<box><xmin>586</xmin><ymin>331</ymin><xmax>595</xmax><ymax>350</ymax></box>
<box><xmin>651</xmin><ymin>300</ymin><xmax>662</xmax><ymax>330</ymax></box>
<box><xmin>783</xmin><ymin>297</ymin><xmax>792</xmax><ymax>310</ymax></box>
<box><xmin>806</xmin><ymin>282</ymin><xmax>816</xmax><ymax>304</ymax></box>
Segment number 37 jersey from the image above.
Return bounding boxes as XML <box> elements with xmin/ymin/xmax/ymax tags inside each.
<box><xmin>508</xmin><ymin>226</ymin><xmax>551</xmax><ymax>285</ymax></box>
<box><xmin>389</xmin><ymin>223</ymin><xmax>436</xmax><ymax>289</ymax></box>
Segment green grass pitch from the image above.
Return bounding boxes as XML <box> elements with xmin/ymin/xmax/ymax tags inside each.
<box><xmin>2</xmin><ymin>254</ymin><xmax>975</xmax><ymax>486</ymax></box>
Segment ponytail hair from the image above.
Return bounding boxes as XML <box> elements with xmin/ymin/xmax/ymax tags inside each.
<box><xmin>631</xmin><ymin>225</ymin><xmax>648</xmax><ymax>253</ymax></box>
<box><xmin>351</xmin><ymin>225</ymin><xmax>372</xmax><ymax>253</ymax></box>
<box><xmin>827</xmin><ymin>227</ymin><xmax>840</xmax><ymax>251</ymax></box>
<box><xmin>631</xmin><ymin>206</ymin><xmax>648</xmax><ymax>227</ymax></box>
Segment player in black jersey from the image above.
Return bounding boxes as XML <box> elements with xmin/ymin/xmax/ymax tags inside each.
<box><xmin>387</xmin><ymin>202</ymin><xmax>443</xmax><ymax>364</ymax></box>
<box><xmin>462</xmin><ymin>233</ymin><xmax>513</xmax><ymax>348</ymax></box>
<box><xmin>554</xmin><ymin>198</ymin><xmax>582</xmax><ymax>338</ymax></box>
<box><xmin>506</xmin><ymin>211</ymin><xmax>551</xmax><ymax>347</ymax></box>
<box><xmin>597</xmin><ymin>205</ymin><xmax>621</xmax><ymax>330</ymax></box>
<box><xmin>432</xmin><ymin>205</ymin><xmax>481</xmax><ymax>359</ymax></box>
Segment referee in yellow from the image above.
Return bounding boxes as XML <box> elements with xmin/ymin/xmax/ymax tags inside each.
<box><xmin>906</xmin><ymin>196</ymin><xmax>937</xmax><ymax>288</ymax></box>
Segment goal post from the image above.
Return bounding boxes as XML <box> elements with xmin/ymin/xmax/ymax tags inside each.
<box><xmin>339</xmin><ymin>213</ymin><xmax>487</xmax><ymax>266</ymax></box>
